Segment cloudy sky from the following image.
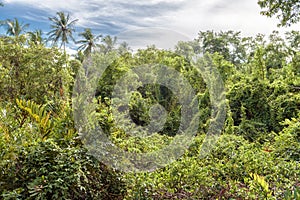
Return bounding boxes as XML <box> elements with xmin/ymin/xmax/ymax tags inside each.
<box><xmin>0</xmin><ymin>0</ymin><xmax>297</xmax><ymax>51</ymax></box>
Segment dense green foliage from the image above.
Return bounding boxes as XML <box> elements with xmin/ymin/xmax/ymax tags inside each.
<box><xmin>0</xmin><ymin>36</ymin><xmax>68</xmax><ymax>104</ymax></box>
<box><xmin>0</xmin><ymin>38</ymin><xmax>126</xmax><ymax>199</ymax></box>
<box><xmin>0</xmin><ymin>8</ymin><xmax>299</xmax><ymax>199</ymax></box>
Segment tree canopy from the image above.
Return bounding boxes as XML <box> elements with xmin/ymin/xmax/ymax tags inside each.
<box><xmin>258</xmin><ymin>0</ymin><xmax>300</xmax><ymax>26</ymax></box>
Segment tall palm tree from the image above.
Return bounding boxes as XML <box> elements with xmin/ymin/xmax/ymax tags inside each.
<box><xmin>100</xmin><ymin>35</ymin><xmax>117</xmax><ymax>54</ymax></box>
<box><xmin>27</xmin><ymin>29</ymin><xmax>44</xmax><ymax>45</ymax></box>
<box><xmin>77</xmin><ymin>28</ymin><xmax>102</xmax><ymax>56</ymax></box>
<box><xmin>47</xmin><ymin>12</ymin><xmax>78</xmax><ymax>54</ymax></box>
<box><xmin>47</xmin><ymin>12</ymin><xmax>77</xmax><ymax>99</ymax></box>
<box><xmin>0</xmin><ymin>18</ymin><xmax>29</xmax><ymax>37</ymax></box>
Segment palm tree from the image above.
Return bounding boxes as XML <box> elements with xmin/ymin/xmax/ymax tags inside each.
<box><xmin>118</xmin><ymin>41</ymin><xmax>132</xmax><ymax>55</ymax></box>
<box><xmin>100</xmin><ymin>35</ymin><xmax>117</xmax><ymax>54</ymax></box>
<box><xmin>0</xmin><ymin>18</ymin><xmax>29</xmax><ymax>37</ymax></box>
<box><xmin>47</xmin><ymin>12</ymin><xmax>78</xmax><ymax>54</ymax></box>
<box><xmin>47</xmin><ymin>12</ymin><xmax>78</xmax><ymax>99</ymax></box>
<box><xmin>77</xmin><ymin>28</ymin><xmax>102</xmax><ymax>56</ymax></box>
<box><xmin>27</xmin><ymin>29</ymin><xmax>44</xmax><ymax>45</ymax></box>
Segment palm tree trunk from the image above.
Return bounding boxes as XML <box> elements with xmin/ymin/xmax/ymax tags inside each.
<box><xmin>64</xmin><ymin>43</ymin><xmax>66</xmax><ymax>58</ymax></box>
<box><xmin>61</xmin><ymin>42</ymin><xmax>67</xmax><ymax>100</ymax></box>
<box><xmin>63</xmin><ymin>42</ymin><xmax>67</xmax><ymax>67</ymax></box>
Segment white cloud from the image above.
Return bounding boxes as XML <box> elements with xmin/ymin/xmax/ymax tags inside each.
<box><xmin>117</xmin><ymin>27</ymin><xmax>191</xmax><ymax>51</ymax></box>
<box><xmin>2</xmin><ymin>0</ymin><xmax>297</xmax><ymax>49</ymax></box>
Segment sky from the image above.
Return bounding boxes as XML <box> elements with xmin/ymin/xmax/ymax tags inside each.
<box><xmin>0</xmin><ymin>0</ymin><xmax>298</xmax><ymax>52</ymax></box>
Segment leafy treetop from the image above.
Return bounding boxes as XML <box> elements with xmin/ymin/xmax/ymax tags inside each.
<box><xmin>258</xmin><ymin>0</ymin><xmax>300</xmax><ymax>26</ymax></box>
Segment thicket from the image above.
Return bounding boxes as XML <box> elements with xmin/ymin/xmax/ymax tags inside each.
<box><xmin>0</xmin><ymin>30</ymin><xmax>299</xmax><ymax>199</ymax></box>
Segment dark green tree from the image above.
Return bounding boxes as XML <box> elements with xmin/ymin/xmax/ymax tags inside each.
<box><xmin>258</xmin><ymin>0</ymin><xmax>300</xmax><ymax>26</ymax></box>
<box><xmin>264</xmin><ymin>31</ymin><xmax>288</xmax><ymax>70</ymax></box>
<box><xmin>285</xmin><ymin>30</ymin><xmax>300</xmax><ymax>55</ymax></box>
<box><xmin>197</xmin><ymin>31</ymin><xmax>249</xmax><ymax>67</ymax></box>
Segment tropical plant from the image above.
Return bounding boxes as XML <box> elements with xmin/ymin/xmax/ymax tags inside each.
<box><xmin>47</xmin><ymin>12</ymin><xmax>78</xmax><ymax>53</ymax></box>
<box><xmin>77</xmin><ymin>28</ymin><xmax>101</xmax><ymax>56</ymax></box>
<box><xmin>118</xmin><ymin>41</ymin><xmax>132</xmax><ymax>55</ymax></box>
<box><xmin>100</xmin><ymin>35</ymin><xmax>118</xmax><ymax>54</ymax></box>
<box><xmin>0</xmin><ymin>36</ymin><xmax>69</xmax><ymax>103</ymax></box>
<box><xmin>1</xmin><ymin>140</ymin><xmax>126</xmax><ymax>200</ymax></box>
<box><xmin>27</xmin><ymin>29</ymin><xmax>44</xmax><ymax>45</ymax></box>
<box><xmin>0</xmin><ymin>18</ymin><xmax>29</xmax><ymax>37</ymax></box>
<box><xmin>0</xmin><ymin>11</ymin><xmax>299</xmax><ymax>199</ymax></box>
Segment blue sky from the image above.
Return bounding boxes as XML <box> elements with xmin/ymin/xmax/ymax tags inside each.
<box><xmin>0</xmin><ymin>0</ymin><xmax>297</xmax><ymax>51</ymax></box>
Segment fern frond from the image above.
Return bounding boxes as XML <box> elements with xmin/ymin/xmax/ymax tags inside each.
<box><xmin>16</xmin><ymin>99</ymin><xmax>53</xmax><ymax>138</ymax></box>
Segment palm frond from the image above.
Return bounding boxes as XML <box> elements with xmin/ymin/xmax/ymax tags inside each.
<box><xmin>47</xmin><ymin>11</ymin><xmax>78</xmax><ymax>50</ymax></box>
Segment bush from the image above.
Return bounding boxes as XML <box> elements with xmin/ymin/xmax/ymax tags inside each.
<box><xmin>123</xmin><ymin>134</ymin><xmax>299</xmax><ymax>199</ymax></box>
<box><xmin>0</xmin><ymin>140</ymin><xmax>126</xmax><ymax>200</ymax></box>
<box><xmin>226</xmin><ymin>77</ymin><xmax>272</xmax><ymax>141</ymax></box>
<box><xmin>0</xmin><ymin>100</ymin><xmax>126</xmax><ymax>199</ymax></box>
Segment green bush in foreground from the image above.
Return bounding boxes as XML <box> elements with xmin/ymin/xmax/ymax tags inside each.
<box><xmin>1</xmin><ymin>140</ymin><xmax>125</xmax><ymax>200</ymax></box>
<box><xmin>123</xmin><ymin>134</ymin><xmax>299</xmax><ymax>199</ymax></box>
<box><xmin>0</xmin><ymin>101</ymin><xmax>126</xmax><ymax>200</ymax></box>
